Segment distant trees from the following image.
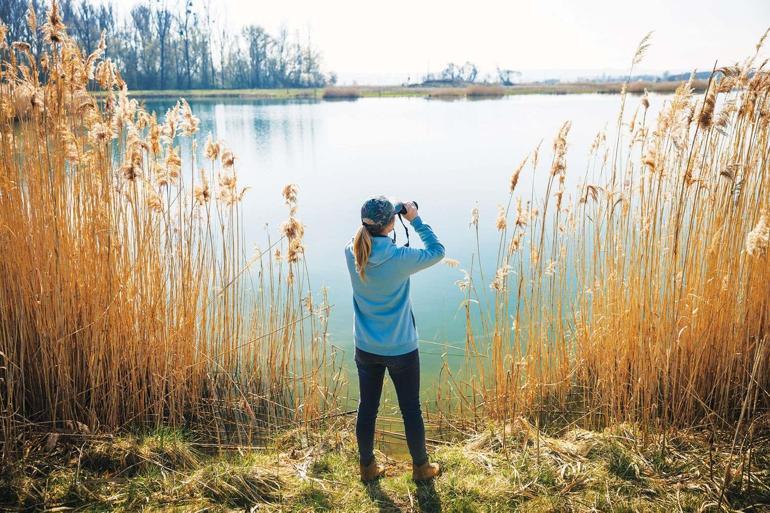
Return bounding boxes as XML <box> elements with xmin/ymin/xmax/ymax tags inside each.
<box><xmin>422</xmin><ymin>61</ymin><xmax>480</xmax><ymax>85</ymax></box>
<box><xmin>420</xmin><ymin>62</ymin><xmax>527</xmax><ymax>86</ymax></box>
<box><xmin>0</xmin><ymin>0</ymin><xmax>42</xmax><ymax>47</ymax></box>
<box><xmin>496</xmin><ymin>68</ymin><xmax>521</xmax><ymax>86</ymax></box>
<box><xmin>60</xmin><ymin>0</ymin><xmax>113</xmax><ymax>54</ymax></box>
<box><xmin>0</xmin><ymin>0</ymin><xmax>331</xmax><ymax>90</ymax></box>
<box><xmin>155</xmin><ymin>3</ymin><xmax>173</xmax><ymax>89</ymax></box>
<box><xmin>421</xmin><ymin>63</ymin><xmax>524</xmax><ymax>86</ymax></box>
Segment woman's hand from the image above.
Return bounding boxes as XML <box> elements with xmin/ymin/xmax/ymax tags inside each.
<box><xmin>404</xmin><ymin>201</ymin><xmax>418</xmax><ymax>222</ymax></box>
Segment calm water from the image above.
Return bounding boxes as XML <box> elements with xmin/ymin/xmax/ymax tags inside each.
<box><xmin>143</xmin><ymin>94</ymin><xmax>663</xmax><ymax>380</ymax></box>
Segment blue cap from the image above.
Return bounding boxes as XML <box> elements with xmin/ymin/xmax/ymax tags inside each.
<box><xmin>361</xmin><ymin>196</ymin><xmax>395</xmax><ymax>230</ymax></box>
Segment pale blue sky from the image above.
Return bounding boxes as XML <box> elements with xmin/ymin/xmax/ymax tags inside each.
<box><xmin>113</xmin><ymin>0</ymin><xmax>770</xmax><ymax>82</ymax></box>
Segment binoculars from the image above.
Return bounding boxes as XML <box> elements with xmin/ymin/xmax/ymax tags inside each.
<box><xmin>394</xmin><ymin>201</ymin><xmax>419</xmax><ymax>216</ymax></box>
<box><xmin>393</xmin><ymin>201</ymin><xmax>419</xmax><ymax>247</ymax></box>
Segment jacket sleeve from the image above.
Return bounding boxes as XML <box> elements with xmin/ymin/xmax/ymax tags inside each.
<box><xmin>392</xmin><ymin>216</ymin><xmax>445</xmax><ymax>275</ymax></box>
<box><xmin>344</xmin><ymin>242</ymin><xmax>356</xmax><ymax>274</ymax></box>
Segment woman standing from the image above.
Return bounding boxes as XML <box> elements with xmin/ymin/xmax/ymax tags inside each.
<box><xmin>344</xmin><ymin>196</ymin><xmax>445</xmax><ymax>482</ymax></box>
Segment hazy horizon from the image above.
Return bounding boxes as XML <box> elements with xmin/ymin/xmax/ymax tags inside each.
<box><xmin>334</xmin><ymin>67</ymin><xmax>710</xmax><ymax>86</ymax></box>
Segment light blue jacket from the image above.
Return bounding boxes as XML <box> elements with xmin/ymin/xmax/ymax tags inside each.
<box><xmin>344</xmin><ymin>216</ymin><xmax>445</xmax><ymax>356</ymax></box>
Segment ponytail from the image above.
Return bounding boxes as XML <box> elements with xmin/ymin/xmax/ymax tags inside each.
<box><xmin>353</xmin><ymin>225</ymin><xmax>372</xmax><ymax>281</ymax></box>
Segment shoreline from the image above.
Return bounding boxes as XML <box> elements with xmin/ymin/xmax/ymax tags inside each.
<box><xmin>121</xmin><ymin>80</ymin><xmax>709</xmax><ymax>101</ymax></box>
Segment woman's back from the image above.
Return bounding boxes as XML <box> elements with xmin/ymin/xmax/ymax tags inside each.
<box><xmin>345</xmin><ymin>214</ymin><xmax>444</xmax><ymax>356</ymax></box>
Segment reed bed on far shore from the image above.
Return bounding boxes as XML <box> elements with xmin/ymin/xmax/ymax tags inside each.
<box><xmin>0</xmin><ymin>5</ymin><xmax>339</xmax><ymax>459</ymax></box>
<box><xmin>440</xmin><ymin>32</ymin><xmax>770</xmax><ymax>434</ymax></box>
<box><xmin>321</xmin><ymin>86</ymin><xmax>361</xmax><ymax>100</ymax></box>
<box><xmin>426</xmin><ymin>87</ymin><xmax>467</xmax><ymax>100</ymax></box>
<box><xmin>465</xmin><ymin>84</ymin><xmax>506</xmax><ymax>98</ymax></box>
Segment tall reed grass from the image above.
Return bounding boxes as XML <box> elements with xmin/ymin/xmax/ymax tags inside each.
<box><xmin>443</xmin><ymin>32</ymin><xmax>770</xmax><ymax>433</ymax></box>
<box><xmin>0</xmin><ymin>5</ymin><xmax>339</xmax><ymax>459</ymax></box>
<box><xmin>0</xmin><ymin>4</ymin><xmax>767</xmax><ymax>463</ymax></box>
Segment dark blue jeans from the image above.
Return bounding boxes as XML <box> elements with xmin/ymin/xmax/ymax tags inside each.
<box><xmin>355</xmin><ymin>347</ymin><xmax>428</xmax><ymax>467</ymax></box>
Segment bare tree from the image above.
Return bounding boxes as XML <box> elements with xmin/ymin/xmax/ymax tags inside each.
<box><xmin>242</xmin><ymin>25</ymin><xmax>268</xmax><ymax>88</ymax></box>
<box><xmin>130</xmin><ymin>5</ymin><xmax>157</xmax><ymax>86</ymax></box>
<box><xmin>200</xmin><ymin>0</ymin><xmax>215</xmax><ymax>88</ymax></box>
<box><xmin>179</xmin><ymin>0</ymin><xmax>194</xmax><ymax>89</ymax></box>
<box><xmin>67</xmin><ymin>0</ymin><xmax>100</xmax><ymax>54</ymax></box>
<box><xmin>440</xmin><ymin>63</ymin><xmax>459</xmax><ymax>82</ymax></box>
<box><xmin>217</xmin><ymin>22</ymin><xmax>229</xmax><ymax>88</ymax></box>
<box><xmin>497</xmin><ymin>68</ymin><xmax>521</xmax><ymax>85</ymax></box>
<box><xmin>155</xmin><ymin>0</ymin><xmax>173</xmax><ymax>89</ymax></box>
<box><xmin>460</xmin><ymin>61</ymin><xmax>478</xmax><ymax>83</ymax></box>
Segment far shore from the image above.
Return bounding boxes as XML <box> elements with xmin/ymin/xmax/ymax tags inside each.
<box><xmin>122</xmin><ymin>79</ymin><xmax>709</xmax><ymax>101</ymax></box>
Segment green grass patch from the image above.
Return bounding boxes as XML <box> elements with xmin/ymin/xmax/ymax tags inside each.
<box><xmin>1</xmin><ymin>423</ymin><xmax>768</xmax><ymax>512</ymax></box>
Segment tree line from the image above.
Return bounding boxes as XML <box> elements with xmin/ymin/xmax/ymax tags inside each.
<box><xmin>0</xmin><ymin>0</ymin><xmax>333</xmax><ymax>90</ymax></box>
<box><xmin>421</xmin><ymin>62</ymin><xmax>522</xmax><ymax>86</ymax></box>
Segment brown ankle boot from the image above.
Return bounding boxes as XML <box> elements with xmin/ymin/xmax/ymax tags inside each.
<box><xmin>360</xmin><ymin>459</ymin><xmax>385</xmax><ymax>482</ymax></box>
<box><xmin>412</xmin><ymin>461</ymin><xmax>441</xmax><ymax>481</ymax></box>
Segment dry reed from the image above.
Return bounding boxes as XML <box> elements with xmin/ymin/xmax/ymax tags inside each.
<box><xmin>465</xmin><ymin>85</ymin><xmax>507</xmax><ymax>98</ymax></box>
<box><xmin>321</xmin><ymin>87</ymin><xmax>361</xmax><ymax>100</ymax></box>
<box><xmin>446</xmin><ymin>32</ymin><xmax>770</xmax><ymax>432</ymax></box>
<box><xmin>0</xmin><ymin>4</ymin><xmax>338</xmax><ymax>459</ymax></box>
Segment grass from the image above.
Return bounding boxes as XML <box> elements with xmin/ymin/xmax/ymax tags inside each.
<box><xmin>1</xmin><ymin>422</ymin><xmax>769</xmax><ymax>512</ymax></box>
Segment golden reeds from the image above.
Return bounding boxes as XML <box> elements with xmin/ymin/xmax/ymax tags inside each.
<box><xmin>321</xmin><ymin>87</ymin><xmax>361</xmax><ymax>100</ymax></box>
<box><xmin>449</xmin><ymin>33</ymin><xmax>770</xmax><ymax>431</ymax></box>
<box><xmin>465</xmin><ymin>85</ymin><xmax>506</xmax><ymax>98</ymax></box>
<box><xmin>0</xmin><ymin>3</ymin><xmax>767</xmax><ymax>462</ymax></box>
<box><xmin>0</xmin><ymin>5</ymin><xmax>336</xmax><ymax>458</ymax></box>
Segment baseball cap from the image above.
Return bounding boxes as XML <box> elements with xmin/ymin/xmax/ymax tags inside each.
<box><xmin>360</xmin><ymin>196</ymin><xmax>395</xmax><ymax>230</ymax></box>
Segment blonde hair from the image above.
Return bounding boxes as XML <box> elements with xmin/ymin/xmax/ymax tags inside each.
<box><xmin>353</xmin><ymin>225</ymin><xmax>372</xmax><ymax>281</ymax></box>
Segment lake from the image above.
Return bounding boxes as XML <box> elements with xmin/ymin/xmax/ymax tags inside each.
<box><xmin>143</xmin><ymin>93</ymin><xmax>664</xmax><ymax>383</ymax></box>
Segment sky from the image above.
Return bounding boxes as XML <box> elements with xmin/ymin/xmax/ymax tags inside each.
<box><xmin>114</xmin><ymin>0</ymin><xmax>770</xmax><ymax>84</ymax></box>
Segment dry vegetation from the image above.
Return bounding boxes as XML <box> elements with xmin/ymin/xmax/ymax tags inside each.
<box><xmin>424</xmin><ymin>85</ymin><xmax>507</xmax><ymax>100</ymax></box>
<box><xmin>465</xmin><ymin>84</ymin><xmax>507</xmax><ymax>98</ymax></box>
<box><xmin>439</xmin><ymin>32</ymin><xmax>770</xmax><ymax>434</ymax></box>
<box><xmin>321</xmin><ymin>86</ymin><xmax>361</xmax><ymax>100</ymax></box>
<box><xmin>425</xmin><ymin>87</ymin><xmax>467</xmax><ymax>100</ymax></box>
<box><xmin>2</xmin><ymin>421</ymin><xmax>769</xmax><ymax>512</ymax></box>
<box><xmin>0</xmin><ymin>3</ymin><xmax>339</xmax><ymax>459</ymax></box>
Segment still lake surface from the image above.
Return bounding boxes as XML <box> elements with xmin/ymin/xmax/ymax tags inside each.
<box><xmin>143</xmin><ymin>94</ymin><xmax>664</xmax><ymax>383</ymax></box>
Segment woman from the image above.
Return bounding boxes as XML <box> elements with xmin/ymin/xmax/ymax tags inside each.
<box><xmin>344</xmin><ymin>196</ymin><xmax>445</xmax><ymax>482</ymax></box>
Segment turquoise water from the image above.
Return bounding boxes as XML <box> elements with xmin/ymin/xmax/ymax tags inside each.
<box><xmin>142</xmin><ymin>94</ymin><xmax>662</xmax><ymax>380</ymax></box>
